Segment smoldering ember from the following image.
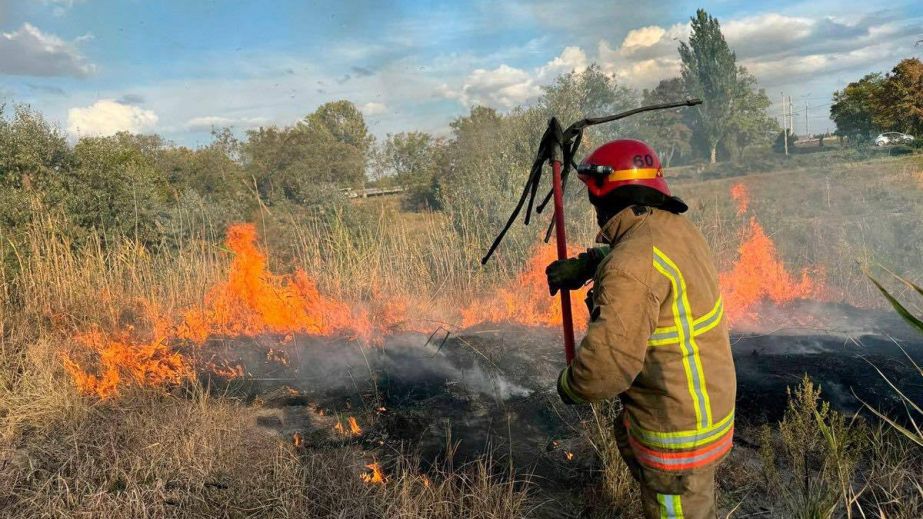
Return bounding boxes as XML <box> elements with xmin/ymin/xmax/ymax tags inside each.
<box><xmin>1</xmin><ymin>2</ymin><xmax>922</xmax><ymax>518</ymax></box>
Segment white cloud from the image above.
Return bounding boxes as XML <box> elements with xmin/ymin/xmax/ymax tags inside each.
<box><xmin>360</xmin><ymin>102</ymin><xmax>387</xmax><ymax>115</ymax></box>
<box><xmin>441</xmin><ymin>46</ymin><xmax>590</xmax><ymax>109</ymax></box>
<box><xmin>441</xmin><ymin>64</ymin><xmax>540</xmax><ymax>108</ymax></box>
<box><xmin>68</xmin><ymin>100</ymin><xmax>158</xmax><ymax>137</ymax></box>
<box><xmin>0</xmin><ymin>23</ymin><xmax>95</xmax><ymax>77</ymax></box>
<box><xmin>184</xmin><ymin>115</ymin><xmax>268</xmax><ymax>132</ymax></box>
<box><xmin>537</xmin><ymin>46</ymin><xmax>588</xmax><ymax>79</ymax></box>
<box><xmin>621</xmin><ymin>26</ymin><xmax>667</xmax><ymax>50</ymax></box>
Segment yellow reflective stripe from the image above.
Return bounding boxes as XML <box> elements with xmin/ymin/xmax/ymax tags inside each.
<box><xmin>608</xmin><ymin>167</ymin><xmax>660</xmax><ymax>181</ymax></box>
<box><xmin>559</xmin><ymin>366</ymin><xmax>587</xmax><ymax>404</ymax></box>
<box><xmin>653</xmin><ymin>247</ymin><xmax>713</xmax><ymax>428</ymax></box>
<box><xmin>694</xmin><ymin>296</ymin><xmax>724</xmax><ymax>336</ymax></box>
<box><xmin>629</xmin><ymin>410</ymin><xmax>734</xmax><ymax>450</ymax></box>
<box><xmin>648</xmin><ymin>297</ymin><xmax>723</xmax><ymax>347</ymax></box>
<box><xmin>657</xmin><ymin>493</ymin><xmax>684</xmax><ymax>518</ymax></box>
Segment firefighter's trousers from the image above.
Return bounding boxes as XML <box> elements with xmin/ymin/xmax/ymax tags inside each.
<box><xmin>614</xmin><ymin>411</ymin><xmax>718</xmax><ymax>519</ymax></box>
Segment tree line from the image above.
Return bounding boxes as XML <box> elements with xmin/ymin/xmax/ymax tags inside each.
<box><xmin>830</xmin><ymin>58</ymin><xmax>923</xmax><ymax>142</ymax></box>
<box><xmin>6</xmin><ymin>9</ymin><xmax>916</xmax><ymax>256</ymax></box>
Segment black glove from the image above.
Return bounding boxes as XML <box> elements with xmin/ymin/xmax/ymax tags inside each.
<box><xmin>556</xmin><ymin>367</ymin><xmax>586</xmax><ymax>405</ymax></box>
<box><xmin>545</xmin><ymin>247</ymin><xmax>609</xmax><ymax>296</ymax></box>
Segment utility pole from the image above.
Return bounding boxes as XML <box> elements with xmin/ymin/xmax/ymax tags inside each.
<box><xmin>781</xmin><ymin>92</ymin><xmax>788</xmax><ymax>156</ymax></box>
<box><xmin>805</xmin><ymin>102</ymin><xmax>809</xmax><ymax>138</ymax></box>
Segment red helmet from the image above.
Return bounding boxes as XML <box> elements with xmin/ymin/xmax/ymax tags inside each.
<box><xmin>577</xmin><ymin>139</ymin><xmax>672</xmax><ymax>198</ymax></box>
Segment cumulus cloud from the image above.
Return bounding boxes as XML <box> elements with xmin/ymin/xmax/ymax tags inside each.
<box><xmin>591</xmin><ymin>12</ymin><xmax>917</xmax><ymax>89</ymax></box>
<box><xmin>440</xmin><ymin>46</ymin><xmax>589</xmax><ymax>109</ymax></box>
<box><xmin>184</xmin><ymin>115</ymin><xmax>269</xmax><ymax>132</ymax></box>
<box><xmin>68</xmin><ymin>100</ymin><xmax>158</xmax><ymax>137</ymax></box>
<box><xmin>537</xmin><ymin>46</ymin><xmax>588</xmax><ymax>79</ymax></box>
<box><xmin>596</xmin><ymin>23</ymin><xmax>689</xmax><ymax>88</ymax></box>
<box><xmin>0</xmin><ymin>23</ymin><xmax>95</xmax><ymax>77</ymax></box>
<box><xmin>360</xmin><ymin>102</ymin><xmax>387</xmax><ymax>115</ymax></box>
<box><xmin>440</xmin><ymin>64</ymin><xmax>539</xmax><ymax>108</ymax></box>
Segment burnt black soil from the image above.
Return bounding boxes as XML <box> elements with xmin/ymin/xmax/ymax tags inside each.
<box><xmin>196</xmin><ymin>304</ymin><xmax>923</xmax><ymax>488</ymax></box>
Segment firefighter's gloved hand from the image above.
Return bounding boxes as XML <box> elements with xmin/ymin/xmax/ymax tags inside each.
<box><xmin>545</xmin><ymin>247</ymin><xmax>609</xmax><ymax>296</ymax></box>
<box><xmin>556</xmin><ymin>366</ymin><xmax>586</xmax><ymax>405</ymax></box>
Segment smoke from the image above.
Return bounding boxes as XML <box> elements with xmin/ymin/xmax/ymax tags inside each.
<box><xmin>204</xmin><ymin>331</ymin><xmax>534</xmax><ymax>402</ymax></box>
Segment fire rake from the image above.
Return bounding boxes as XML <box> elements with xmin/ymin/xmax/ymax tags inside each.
<box><xmin>481</xmin><ymin>99</ymin><xmax>703</xmax><ymax>363</ymax></box>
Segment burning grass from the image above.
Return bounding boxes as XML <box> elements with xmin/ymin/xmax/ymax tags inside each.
<box><xmin>2</xmin><ymin>156</ymin><xmax>921</xmax><ymax>516</ymax></box>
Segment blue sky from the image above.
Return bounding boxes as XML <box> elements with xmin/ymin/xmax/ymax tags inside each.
<box><xmin>1</xmin><ymin>0</ymin><xmax>920</xmax><ymax>146</ymax></box>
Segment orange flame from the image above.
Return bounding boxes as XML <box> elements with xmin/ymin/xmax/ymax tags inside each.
<box><xmin>719</xmin><ymin>185</ymin><xmax>822</xmax><ymax>322</ymax></box>
<box><xmin>564</xmin><ymin>451</ymin><xmax>574</xmax><ymax>461</ymax></box>
<box><xmin>334</xmin><ymin>416</ymin><xmax>363</xmax><ymax>437</ymax></box>
<box><xmin>176</xmin><ymin>224</ymin><xmax>365</xmax><ymax>342</ymax></box>
<box><xmin>348</xmin><ymin>416</ymin><xmax>362</xmax><ymax>435</ymax></box>
<box><xmin>730</xmin><ymin>182</ymin><xmax>750</xmax><ymax>216</ymax></box>
<box><xmin>461</xmin><ymin>244</ymin><xmax>590</xmax><ymax>330</ymax></box>
<box><xmin>292</xmin><ymin>432</ymin><xmax>303</xmax><ymax>448</ymax></box>
<box><xmin>62</xmin><ymin>302</ymin><xmax>191</xmax><ymax>398</ymax></box>
<box><xmin>64</xmin><ymin>223</ymin><xmax>416</xmax><ymax>397</ymax></box>
<box><xmin>361</xmin><ymin>462</ymin><xmax>385</xmax><ymax>484</ymax></box>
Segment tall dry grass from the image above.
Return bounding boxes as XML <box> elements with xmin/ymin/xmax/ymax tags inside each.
<box><xmin>1</xmin><ymin>154</ymin><xmax>921</xmax><ymax>517</ymax></box>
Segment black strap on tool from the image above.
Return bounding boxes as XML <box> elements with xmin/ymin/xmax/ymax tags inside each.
<box><xmin>480</xmin><ymin>98</ymin><xmax>703</xmax><ymax>265</ymax></box>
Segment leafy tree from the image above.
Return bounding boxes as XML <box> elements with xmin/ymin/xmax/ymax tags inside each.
<box><xmin>679</xmin><ymin>9</ymin><xmax>740</xmax><ymax>163</ymax></box>
<box><xmin>539</xmin><ymin>64</ymin><xmax>637</xmax><ymax>147</ymax></box>
<box><xmin>772</xmin><ymin>129</ymin><xmax>797</xmax><ymax>154</ymax></box>
<box><xmin>242</xmin><ymin>100</ymin><xmax>372</xmax><ymax>205</ymax></box>
<box><xmin>379</xmin><ymin>132</ymin><xmax>446</xmax><ymax>210</ymax></box>
<box><xmin>381</xmin><ymin>132</ymin><xmax>434</xmax><ymax>184</ymax></box>
<box><xmin>0</xmin><ymin>104</ymin><xmax>72</xmax><ymax>189</ymax></box>
<box><xmin>874</xmin><ymin>58</ymin><xmax>923</xmax><ymax>135</ymax></box>
<box><xmin>726</xmin><ymin>69</ymin><xmax>777</xmax><ymax>159</ymax></box>
<box><xmin>637</xmin><ymin>78</ymin><xmax>693</xmax><ymax>166</ymax></box>
<box><xmin>305</xmin><ymin>100</ymin><xmax>373</xmax><ymax>153</ymax></box>
<box><xmin>830</xmin><ymin>74</ymin><xmax>885</xmax><ymax>142</ymax></box>
<box><xmin>67</xmin><ymin>133</ymin><xmax>170</xmax><ymax>244</ymax></box>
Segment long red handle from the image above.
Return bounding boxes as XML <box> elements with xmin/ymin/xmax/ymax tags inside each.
<box><xmin>550</xmin><ymin>159</ymin><xmax>576</xmax><ymax>363</ymax></box>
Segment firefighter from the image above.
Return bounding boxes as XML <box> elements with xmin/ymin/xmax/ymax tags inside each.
<box><xmin>547</xmin><ymin>139</ymin><xmax>736</xmax><ymax>519</ymax></box>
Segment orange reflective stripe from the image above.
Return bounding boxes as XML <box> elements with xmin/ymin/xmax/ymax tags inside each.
<box><xmin>628</xmin><ymin>426</ymin><xmax>733</xmax><ymax>471</ymax></box>
<box><xmin>608</xmin><ymin>167</ymin><xmax>661</xmax><ymax>181</ymax></box>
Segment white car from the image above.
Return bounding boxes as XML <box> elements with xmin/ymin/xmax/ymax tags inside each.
<box><xmin>875</xmin><ymin>132</ymin><xmax>914</xmax><ymax>146</ymax></box>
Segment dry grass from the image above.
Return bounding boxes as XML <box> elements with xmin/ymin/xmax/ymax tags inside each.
<box><xmin>1</xmin><ymin>154</ymin><xmax>921</xmax><ymax>517</ymax></box>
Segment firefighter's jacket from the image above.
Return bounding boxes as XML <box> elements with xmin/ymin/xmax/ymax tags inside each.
<box><xmin>559</xmin><ymin>205</ymin><xmax>736</xmax><ymax>473</ymax></box>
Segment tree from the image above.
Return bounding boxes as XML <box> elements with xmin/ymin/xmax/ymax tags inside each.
<box><xmin>299</xmin><ymin>100</ymin><xmax>373</xmax><ymax>187</ymax></box>
<box><xmin>679</xmin><ymin>9</ymin><xmax>740</xmax><ymax>163</ymax></box>
<box><xmin>539</xmin><ymin>64</ymin><xmax>637</xmax><ymax>147</ymax></box>
<box><xmin>67</xmin><ymin>133</ymin><xmax>170</xmax><ymax>243</ymax></box>
<box><xmin>305</xmin><ymin>100</ymin><xmax>373</xmax><ymax>154</ymax></box>
<box><xmin>726</xmin><ymin>69</ymin><xmax>777</xmax><ymax>159</ymax></box>
<box><xmin>637</xmin><ymin>78</ymin><xmax>693</xmax><ymax>166</ymax></box>
<box><xmin>379</xmin><ymin>132</ymin><xmax>446</xmax><ymax>210</ymax></box>
<box><xmin>874</xmin><ymin>58</ymin><xmax>923</xmax><ymax>136</ymax></box>
<box><xmin>241</xmin><ymin>100</ymin><xmax>373</xmax><ymax>205</ymax></box>
<box><xmin>830</xmin><ymin>74</ymin><xmax>885</xmax><ymax>142</ymax></box>
<box><xmin>381</xmin><ymin>132</ymin><xmax>434</xmax><ymax>184</ymax></box>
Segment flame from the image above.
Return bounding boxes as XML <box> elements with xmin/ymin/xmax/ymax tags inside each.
<box><xmin>461</xmin><ymin>244</ymin><xmax>590</xmax><ymax>330</ymax></box>
<box><xmin>176</xmin><ymin>224</ymin><xmax>366</xmax><ymax>342</ymax></box>
<box><xmin>564</xmin><ymin>451</ymin><xmax>574</xmax><ymax>461</ymax></box>
<box><xmin>361</xmin><ymin>462</ymin><xmax>385</xmax><ymax>484</ymax></box>
<box><xmin>730</xmin><ymin>182</ymin><xmax>750</xmax><ymax>216</ymax></box>
<box><xmin>421</xmin><ymin>475</ymin><xmax>431</xmax><ymax>488</ymax></box>
<box><xmin>719</xmin><ymin>184</ymin><xmax>822</xmax><ymax>322</ymax></box>
<box><xmin>64</xmin><ymin>223</ymin><xmax>418</xmax><ymax>397</ymax></box>
<box><xmin>62</xmin><ymin>302</ymin><xmax>191</xmax><ymax>398</ymax></box>
<box><xmin>334</xmin><ymin>416</ymin><xmax>363</xmax><ymax>437</ymax></box>
<box><xmin>348</xmin><ymin>416</ymin><xmax>362</xmax><ymax>435</ymax></box>
<box><xmin>292</xmin><ymin>432</ymin><xmax>303</xmax><ymax>448</ymax></box>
